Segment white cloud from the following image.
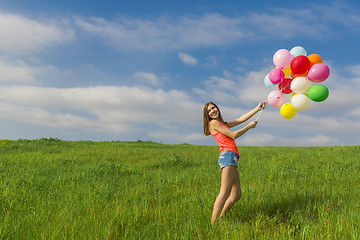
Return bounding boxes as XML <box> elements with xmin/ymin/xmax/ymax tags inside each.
<box><xmin>72</xmin><ymin>3</ymin><xmax>360</xmax><ymax>52</ymax></box>
<box><xmin>346</xmin><ymin>64</ymin><xmax>360</xmax><ymax>83</ymax></box>
<box><xmin>0</xmin><ymin>13</ymin><xmax>75</xmax><ymax>53</ymax></box>
<box><xmin>0</xmin><ymin>101</ymin><xmax>94</xmax><ymax>129</ymax></box>
<box><xmin>0</xmin><ymin>85</ymin><xmax>202</xmax><ymax>133</ymax></box>
<box><xmin>0</xmin><ymin>59</ymin><xmax>43</xmax><ymax>83</ymax></box>
<box><xmin>193</xmin><ymin>68</ymin><xmax>271</xmax><ymax>105</ymax></box>
<box><xmin>133</xmin><ymin>71</ymin><xmax>160</xmax><ymax>86</ymax></box>
<box><xmin>299</xmin><ymin>135</ymin><xmax>339</xmax><ymax>146</ymax></box>
<box><xmin>178</xmin><ymin>52</ymin><xmax>198</xmax><ymax>66</ymax></box>
<box><xmin>73</xmin><ymin>13</ymin><xmax>246</xmax><ymax>51</ymax></box>
<box><xmin>148</xmin><ymin>131</ymin><xmax>206</xmax><ymax>143</ymax></box>
<box><xmin>237</xmin><ymin>133</ymin><xmax>278</xmax><ymax>146</ymax></box>
<box><xmin>237</xmin><ymin>132</ymin><xmax>338</xmax><ymax>146</ymax></box>
<box><xmin>206</xmin><ymin>56</ymin><xmax>217</xmax><ymax>65</ymax></box>
<box><xmin>349</xmin><ymin>107</ymin><xmax>360</xmax><ymax>118</ymax></box>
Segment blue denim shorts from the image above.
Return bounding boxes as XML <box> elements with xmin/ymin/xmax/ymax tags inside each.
<box><xmin>218</xmin><ymin>151</ymin><xmax>239</xmax><ymax>169</ymax></box>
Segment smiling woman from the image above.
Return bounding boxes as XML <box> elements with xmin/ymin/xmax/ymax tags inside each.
<box><xmin>203</xmin><ymin>101</ymin><xmax>266</xmax><ymax>224</ymax></box>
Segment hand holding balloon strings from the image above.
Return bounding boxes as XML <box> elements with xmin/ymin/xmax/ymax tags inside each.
<box><xmin>255</xmin><ymin>101</ymin><xmax>267</xmax><ymax>121</ymax></box>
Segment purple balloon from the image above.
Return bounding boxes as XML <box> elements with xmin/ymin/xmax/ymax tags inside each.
<box><xmin>307</xmin><ymin>63</ymin><xmax>330</xmax><ymax>83</ymax></box>
<box><xmin>269</xmin><ymin>68</ymin><xmax>285</xmax><ymax>84</ymax></box>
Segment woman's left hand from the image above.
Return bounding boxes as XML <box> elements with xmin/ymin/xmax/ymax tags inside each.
<box><xmin>257</xmin><ymin>101</ymin><xmax>267</xmax><ymax>111</ymax></box>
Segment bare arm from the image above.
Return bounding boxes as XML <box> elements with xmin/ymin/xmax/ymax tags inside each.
<box><xmin>227</xmin><ymin>101</ymin><xmax>267</xmax><ymax>128</ymax></box>
<box><xmin>210</xmin><ymin>120</ymin><xmax>257</xmax><ymax>140</ymax></box>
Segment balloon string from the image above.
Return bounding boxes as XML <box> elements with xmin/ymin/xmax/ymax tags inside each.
<box><xmin>256</xmin><ymin>108</ymin><xmax>263</xmax><ymax>121</ymax></box>
<box><xmin>277</xmin><ymin>79</ymin><xmax>292</xmax><ymax>93</ymax></box>
<box><xmin>267</xmin><ymin>79</ymin><xmax>293</xmax><ymax>102</ymax></box>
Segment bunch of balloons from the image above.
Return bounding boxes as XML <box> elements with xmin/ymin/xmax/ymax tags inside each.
<box><xmin>264</xmin><ymin>46</ymin><xmax>330</xmax><ymax>119</ymax></box>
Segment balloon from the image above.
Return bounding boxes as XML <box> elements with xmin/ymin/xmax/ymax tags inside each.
<box><xmin>264</xmin><ymin>47</ymin><xmax>330</xmax><ymax>120</ymax></box>
<box><xmin>278</xmin><ymin>77</ymin><xmax>293</xmax><ymax>94</ymax></box>
<box><xmin>267</xmin><ymin>90</ymin><xmax>285</xmax><ymax>107</ymax></box>
<box><xmin>269</xmin><ymin>68</ymin><xmax>285</xmax><ymax>84</ymax></box>
<box><xmin>264</xmin><ymin>74</ymin><xmax>275</xmax><ymax>88</ymax></box>
<box><xmin>308</xmin><ymin>54</ymin><xmax>323</xmax><ymax>68</ymax></box>
<box><xmin>290</xmin><ymin>77</ymin><xmax>312</xmax><ymax>94</ymax></box>
<box><xmin>280</xmin><ymin>103</ymin><xmax>297</xmax><ymax>119</ymax></box>
<box><xmin>308</xmin><ymin>85</ymin><xmax>329</xmax><ymax>102</ymax></box>
<box><xmin>282</xmin><ymin>66</ymin><xmax>292</xmax><ymax>77</ymax></box>
<box><xmin>307</xmin><ymin>63</ymin><xmax>330</xmax><ymax>83</ymax></box>
<box><xmin>273</xmin><ymin>49</ymin><xmax>292</xmax><ymax>69</ymax></box>
<box><xmin>290</xmin><ymin>92</ymin><xmax>308</xmax><ymax>101</ymax></box>
<box><xmin>291</xmin><ymin>94</ymin><xmax>310</xmax><ymax>110</ymax></box>
<box><xmin>290</xmin><ymin>46</ymin><xmax>307</xmax><ymax>57</ymax></box>
<box><xmin>290</xmin><ymin>93</ymin><xmax>297</xmax><ymax>101</ymax></box>
<box><xmin>291</xmin><ymin>72</ymin><xmax>307</xmax><ymax>79</ymax></box>
<box><xmin>290</xmin><ymin>55</ymin><xmax>311</xmax><ymax>75</ymax></box>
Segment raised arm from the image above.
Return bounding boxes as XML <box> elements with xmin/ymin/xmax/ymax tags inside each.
<box><xmin>210</xmin><ymin>120</ymin><xmax>257</xmax><ymax>140</ymax></box>
<box><xmin>227</xmin><ymin>101</ymin><xmax>267</xmax><ymax>128</ymax></box>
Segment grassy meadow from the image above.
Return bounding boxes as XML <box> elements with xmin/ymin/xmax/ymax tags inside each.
<box><xmin>0</xmin><ymin>138</ymin><xmax>359</xmax><ymax>239</ymax></box>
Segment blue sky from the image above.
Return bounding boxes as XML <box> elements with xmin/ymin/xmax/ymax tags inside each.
<box><xmin>0</xmin><ymin>0</ymin><xmax>359</xmax><ymax>146</ymax></box>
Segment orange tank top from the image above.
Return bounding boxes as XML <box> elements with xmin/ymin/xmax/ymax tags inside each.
<box><xmin>211</xmin><ymin>120</ymin><xmax>239</xmax><ymax>155</ymax></box>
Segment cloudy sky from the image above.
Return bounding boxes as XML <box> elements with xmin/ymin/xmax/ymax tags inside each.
<box><xmin>0</xmin><ymin>0</ymin><xmax>359</xmax><ymax>146</ymax></box>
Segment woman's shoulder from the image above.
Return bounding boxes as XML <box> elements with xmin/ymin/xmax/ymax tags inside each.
<box><xmin>209</xmin><ymin>119</ymin><xmax>226</xmax><ymax>129</ymax></box>
<box><xmin>209</xmin><ymin>119</ymin><xmax>219</xmax><ymax>126</ymax></box>
<box><xmin>209</xmin><ymin>120</ymin><xmax>227</xmax><ymax>128</ymax></box>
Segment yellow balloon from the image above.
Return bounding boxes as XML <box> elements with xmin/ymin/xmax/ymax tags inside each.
<box><xmin>282</xmin><ymin>65</ymin><xmax>292</xmax><ymax>77</ymax></box>
<box><xmin>280</xmin><ymin>103</ymin><xmax>297</xmax><ymax>119</ymax></box>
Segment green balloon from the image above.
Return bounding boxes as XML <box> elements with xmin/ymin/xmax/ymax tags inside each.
<box><xmin>308</xmin><ymin>85</ymin><xmax>329</xmax><ymax>102</ymax></box>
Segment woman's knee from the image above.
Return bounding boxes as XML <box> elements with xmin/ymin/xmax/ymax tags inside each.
<box><xmin>231</xmin><ymin>188</ymin><xmax>242</xmax><ymax>202</ymax></box>
<box><xmin>234</xmin><ymin>191</ymin><xmax>242</xmax><ymax>201</ymax></box>
<box><xmin>218</xmin><ymin>189</ymin><xmax>231</xmax><ymax>200</ymax></box>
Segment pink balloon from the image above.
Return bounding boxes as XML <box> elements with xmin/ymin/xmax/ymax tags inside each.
<box><xmin>307</xmin><ymin>63</ymin><xmax>330</xmax><ymax>83</ymax></box>
<box><xmin>267</xmin><ymin>90</ymin><xmax>285</xmax><ymax>107</ymax></box>
<box><xmin>269</xmin><ymin>68</ymin><xmax>285</xmax><ymax>84</ymax></box>
<box><xmin>273</xmin><ymin>49</ymin><xmax>292</xmax><ymax>69</ymax></box>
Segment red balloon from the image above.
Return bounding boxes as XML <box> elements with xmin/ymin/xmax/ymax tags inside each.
<box><xmin>278</xmin><ymin>78</ymin><xmax>293</xmax><ymax>94</ymax></box>
<box><xmin>290</xmin><ymin>55</ymin><xmax>310</xmax><ymax>75</ymax></box>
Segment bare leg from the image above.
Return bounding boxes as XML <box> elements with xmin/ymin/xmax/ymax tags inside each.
<box><xmin>220</xmin><ymin>169</ymin><xmax>241</xmax><ymax>217</ymax></box>
<box><xmin>211</xmin><ymin>166</ymin><xmax>238</xmax><ymax>224</ymax></box>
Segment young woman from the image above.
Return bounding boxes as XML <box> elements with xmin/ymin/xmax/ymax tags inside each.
<box><xmin>203</xmin><ymin>101</ymin><xmax>267</xmax><ymax>224</ymax></box>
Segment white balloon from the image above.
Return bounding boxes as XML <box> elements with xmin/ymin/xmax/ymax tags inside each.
<box><xmin>290</xmin><ymin>46</ymin><xmax>307</xmax><ymax>57</ymax></box>
<box><xmin>291</xmin><ymin>94</ymin><xmax>310</xmax><ymax>110</ymax></box>
<box><xmin>290</xmin><ymin>77</ymin><xmax>312</xmax><ymax>94</ymax></box>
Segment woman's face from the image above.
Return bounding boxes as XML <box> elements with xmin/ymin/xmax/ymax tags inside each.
<box><xmin>207</xmin><ymin>104</ymin><xmax>219</xmax><ymax>119</ymax></box>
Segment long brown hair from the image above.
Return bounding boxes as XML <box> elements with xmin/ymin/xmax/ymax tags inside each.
<box><xmin>203</xmin><ymin>102</ymin><xmax>226</xmax><ymax>136</ymax></box>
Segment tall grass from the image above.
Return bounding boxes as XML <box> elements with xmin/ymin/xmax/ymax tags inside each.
<box><xmin>0</xmin><ymin>139</ymin><xmax>359</xmax><ymax>239</ymax></box>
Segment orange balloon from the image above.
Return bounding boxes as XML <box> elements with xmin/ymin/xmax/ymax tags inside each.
<box><xmin>308</xmin><ymin>54</ymin><xmax>323</xmax><ymax>68</ymax></box>
<box><xmin>291</xmin><ymin>72</ymin><xmax>307</xmax><ymax>79</ymax></box>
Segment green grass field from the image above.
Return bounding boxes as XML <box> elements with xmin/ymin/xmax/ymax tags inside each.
<box><xmin>0</xmin><ymin>138</ymin><xmax>359</xmax><ymax>239</ymax></box>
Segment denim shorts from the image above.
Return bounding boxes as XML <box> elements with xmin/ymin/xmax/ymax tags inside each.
<box><xmin>218</xmin><ymin>151</ymin><xmax>239</xmax><ymax>169</ymax></box>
